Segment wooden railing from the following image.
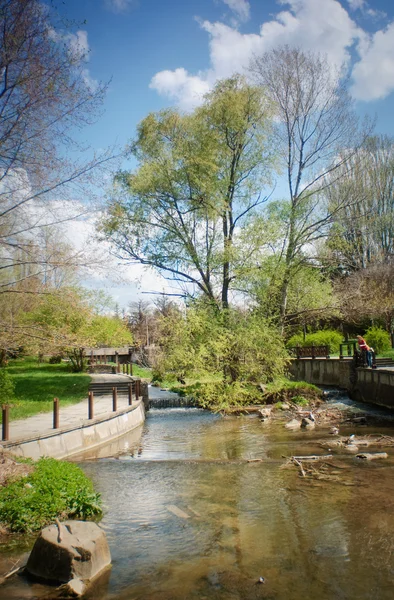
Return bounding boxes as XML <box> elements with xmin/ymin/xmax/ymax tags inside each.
<box><xmin>289</xmin><ymin>345</ymin><xmax>330</xmax><ymax>359</ymax></box>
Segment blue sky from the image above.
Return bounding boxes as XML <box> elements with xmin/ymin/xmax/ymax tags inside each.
<box><xmin>57</xmin><ymin>0</ymin><xmax>394</xmax><ymax>305</ymax></box>
<box><xmin>61</xmin><ymin>0</ymin><xmax>394</xmax><ymax>149</ymax></box>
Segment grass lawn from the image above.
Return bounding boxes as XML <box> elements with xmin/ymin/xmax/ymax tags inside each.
<box><xmin>4</xmin><ymin>357</ymin><xmax>91</xmax><ymax>422</ymax></box>
<box><xmin>131</xmin><ymin>364</ymin><xmax>152</xmax><ymax>379</ymax></box>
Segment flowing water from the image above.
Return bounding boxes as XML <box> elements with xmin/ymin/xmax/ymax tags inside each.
<box><xmin>1</xmin><ymin>391</ymin><xmax>394</xmax><ymax>599</ymax></box>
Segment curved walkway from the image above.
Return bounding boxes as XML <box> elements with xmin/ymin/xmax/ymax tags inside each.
<box><xmin>2</xmin><ymin>374</ymin><xmax>139</xmax><ymax>445</ymax></box>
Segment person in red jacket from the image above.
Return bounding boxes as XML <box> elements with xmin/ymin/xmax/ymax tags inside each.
<box><xmin>357</xmin><ymin>335</ymin><xmax>373</xmax><ymax>367</ymax></box>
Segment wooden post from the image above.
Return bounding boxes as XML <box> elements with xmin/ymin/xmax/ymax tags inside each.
<box><xmin>88</xmin><ymin>391</ymin><xmax>94</xmax><ymax>420</ymax></box>
<box><xmin>53</xmin><ymin>398</ymin><xmax>59</xmax><ymax>429</ymax></box>
<box><xmin>112</xmin><ymin>387</ymin><xmax>118</xmax><ymax>412</ymax></box>
<box><xmin>130</xmin><ymin>362</ymin><xmax>133</xmax><ymax>376</ymax></box>
<box><xmin>126</xmin><ymin>363</ymin><xmax>129</xmax><ymax>375</ymax></box>
<box><xmin>135</xmin><ymin>379</ymin><xmax>140</xmax><ymax>400</ymax></box>
<box><xmin>311</xmin><ymin>344</ymin><xmax>316</xmax><ymax>359</ymax></box>
<box><xmin>2</xmin><ymin>405</ymin><xmax>9</xmax><ymax>441</ymax></box>
<box><xmin>128</xmin><ymin>383</ymin><xmax>133</xmax><ymax>405</ymax></box>
<box><xmin>122</xmin><ymin>363</ymin><xmax>125</xmax><ymax>374</ymax></box>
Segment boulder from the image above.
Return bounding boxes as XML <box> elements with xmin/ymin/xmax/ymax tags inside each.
<box><xmin>285</xmin><ymin>419</ymin><xmax>301</xmax><ymax>430</ymax></box>
<box><xmin>26</xmin><ymin>520</ymin><xmax>111</xmax><ymax>595</ymax></box>
<box><xmin>301</xmin><ymin>418</ymin><xmax>315</xmax><ymax>430</ymax></box>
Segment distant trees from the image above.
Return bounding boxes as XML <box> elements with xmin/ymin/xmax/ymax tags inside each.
<box><xmin>0</xmin><ymin>0</ymin><xmax>114</xmax><ymax>356</ymax></box>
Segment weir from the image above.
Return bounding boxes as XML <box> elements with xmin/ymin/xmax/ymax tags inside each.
<box><xmin>289</xmin><ymin>358</ymin><xmax>394</xmax><ymax>410</ymax></box>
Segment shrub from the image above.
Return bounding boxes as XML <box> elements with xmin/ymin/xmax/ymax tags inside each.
<box><xmin>287</xmin><ymin>330</ymin><xmax>343</xmax><ymax>353</ymax></box>
<box><xmin>0</xmin><ymin>458</ymin><xmax>102</xmax><ymax>532</ymax></box>
<box><xmin>49</xmin><ymin>355</ymin><xmax>63</xmax><ymax>364</ymax></box>
<box><xmin>364</xmin><ymin>327</ymin><xmax>391</xmax><ymax>354</ymax></box>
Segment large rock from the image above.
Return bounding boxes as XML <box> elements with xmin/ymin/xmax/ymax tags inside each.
<box><xmin>26</xmin><ymin>520</ymin><xmax>111</xmax><ymax>593</ymax></box>
<box><xmin>285</xmin><ymin>419</ymin><xmax>301</xmax><ymax>430</ymax></box>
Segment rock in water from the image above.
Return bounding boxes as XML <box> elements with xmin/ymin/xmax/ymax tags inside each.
<box><xmin>26</xmin><ymin>521</ymin><xmax>111</xmax><ymax>595</ymax></box>
<box><xmin>285</xmin><ymin>419</ymin><xmax>301</xmax><ymax>430</ymax></box>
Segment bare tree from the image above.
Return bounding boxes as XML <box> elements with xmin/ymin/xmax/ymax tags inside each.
<box><xmin>324</xmin><ymin>135</ymin><xmax>394</xmax><ymax>271</ymax></box>
<box><xmin>0</xmin><ymin>0</ymin><xmax>114</xmax><ymax>296</ymax></box>
<box><xmin>250</xmin><ymin>46</ymin><xmax>368</xmax><ymax>331</ymax></box>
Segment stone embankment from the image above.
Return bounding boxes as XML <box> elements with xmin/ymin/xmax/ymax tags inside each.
<box><xmin>290</xmin><ymin>358</ymin><xmax>394</xmax><ymax>409</ymax></box>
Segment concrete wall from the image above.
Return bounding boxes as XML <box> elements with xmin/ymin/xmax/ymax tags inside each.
<box><xmin>3</xmin><ymin>400</ymin><xmax>145</xmax><ymax>460</ymax></box>
<box><xmin>289</xmin><ymin>359</ymin><xmax>394</xmax><ymax>410</ymax></box>
<box><xmin>351</xmin><ymin>368</ymin><xmax>394</xmax><ymax>409</ymax></box>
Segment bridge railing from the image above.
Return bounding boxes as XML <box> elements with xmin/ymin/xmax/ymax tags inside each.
<box><xmin>288</xmin><ymin>344</ymin><xmax>330</xmax><ymax>359</ymax></box>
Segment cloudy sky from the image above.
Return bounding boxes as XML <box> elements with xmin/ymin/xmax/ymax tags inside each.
<box><xmin>59</xmin><ymin>0</ymin><xmax>394</xmax><ymax>305</ymax></box>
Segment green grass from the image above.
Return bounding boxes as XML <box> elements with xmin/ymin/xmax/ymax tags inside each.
<box><xmin>131</xmin><ymin>364</ymin><xmax>152</xmax><ymax>379</ymax></box>
<box><xmin>3</xmin><ymin>357</ymin><xmax>90</xmax><ymax>422</ymax></box>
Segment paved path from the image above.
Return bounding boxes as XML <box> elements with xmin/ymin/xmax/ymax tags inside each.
<box><xmin>4</xmin><ymin>374</ymin><xmax>138</xmax><ymax>443</ymax></box>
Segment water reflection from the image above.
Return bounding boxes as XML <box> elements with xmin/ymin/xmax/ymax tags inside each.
<box><xmin>1</xmin><ymin>403</ymin><xmax>394</xmax><ymax>600</ymax></box>
<box><xmin>80</xmin><ymin>407</ymin><xmax>394</xmax><ymax>600</ymax></box>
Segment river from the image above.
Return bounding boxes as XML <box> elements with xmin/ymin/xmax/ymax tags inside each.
<box><xmin>1</xmin><ymin>390</ymin><xmax>394</xmax><ymax>599</ymax></box>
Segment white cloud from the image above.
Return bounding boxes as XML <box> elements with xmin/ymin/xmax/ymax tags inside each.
<box><xmin>347</xmin><ymin>0</ymin><xmax>365</xmax><ymax>9</ymax></box>
<box><xmin>67</xmin><ymin>30</ymin><xmax>90</xmax><ymax>60</ymax></box>
<box><xmin>221</xmin><ymin>0</ymin><xmax>250</xmax><ymax>23</ymax></box>
<box><xmin>149</xmin><ymin>68</ymin><xmax>211</xmax><ymax>111</ymax></box>
<box><xmin>104</xmin><ymin>0</ymin><xmax>137</xmax><ymax>14</ymax></box>
<box><xmin>150</xmin><ymin>0</ymin><xmax>394</xmax><ymax>108</ymax></box>
<box><xmin>351</xmin><ymin>21</ymin><xmax>394</xmax><ymax>100</ymax></box>
<box><xmin>150</xmin><ymin>0</ymin><xmax>361</xmax><ymax>109</ymax></box>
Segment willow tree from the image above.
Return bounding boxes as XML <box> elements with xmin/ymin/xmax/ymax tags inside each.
<box><xmin>250</xmin><ymin>47</ymin><xmax>366</xmax><ymax>331</ymax></box>
<box><xmin>101</xmin><ymin>76</ymin><xmax>276</xmax><ymax>310</ymax></box>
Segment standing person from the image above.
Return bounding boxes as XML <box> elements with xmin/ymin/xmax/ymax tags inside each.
<box><xmin>357</xmin><ymin>335</ymin><xmax>373</xmax><ymax>368</ymax></box>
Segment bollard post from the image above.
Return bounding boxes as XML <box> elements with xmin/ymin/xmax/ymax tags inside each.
<box><xmin>126</xmin><ymin>363</ymin><xmax>129</xmax><ymax>376</ymax></box>
<box><xmin>117</xmin><ymin>364</ymin><xmax>120</xmax><ymax>374</ymax></box>
<box><xmin>53</xmin><ymin>398</ymin><xmax>59</xmax><ymax>429</ymax></box>
<box><xmin>2</xmin><ymin>405</ymin><xmax>9</xmax><ymax>441</ymax></box>
<box><xmin>112</xmin><ymin>387</ymin><xmax>118</xmax><ymax>412</ymax></box>
<box><xmin>88</xmin><ymin>391</ymin><xmax>94</xmax><ymax>420</ymax></box>
<box><xmin>128</xmin><ymin>383</ymin><xmax>133</xmax><ymax>405</ymax></box>
<box><xmin>130</xmin><ymin>362</ymin><xmax>133</xmax><ymax>376</ymax></box>
<box><xmin>135</xmin><ymin>379</ymin><xmax>140</xmax><ymax>400</ymax></box>
<box><xmin>123</xmin><ymin>363</ymin><xmax>126</xmax><ymax>374</ymax></box>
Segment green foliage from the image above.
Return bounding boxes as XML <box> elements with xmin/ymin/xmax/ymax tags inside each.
<box><xmin>291</xmin><ymin>395</ymin><xmax>309</xmax><ymax>406</ymax></box>
<box><xmin>153</xmin><ymin>303</ymin><xmax>289</xmax><ymax>408</ymax></box>
<box><xmin>194</xmin><ymin>381</ymin><xmax>260</xmax><ymax>410</ymax></box>
<box><xmin>364</xmin><ymin>327</ymin><xmax>391</xmax><ymax>354</ymax></box>
<box><xmin>0</xmin><ymin>458</ymin><xmax>102</xmax><ymax>533</ymax></box>
<box><xmin>0</xmin><ymin>368</ymin><xmax>14</xmax><ymax>403</ymax></box>
<box><xmin>22</xmin><ymin>288</ymin><xmax>132</xmax><ymax>363</ymax></box>
<box><xmin>286</xmin><ymin>330</ymin><xmax>343</xmax><ymax>353</ymax></box>
<box><xmin>101</xmin><ymin>76</ymin><xmax>277</xmax><ymax>309</ymax></box>
<box><xmin>49</xmin><ymin>355</ymin><xmax>63</xmax><ymax>364</ymax></box>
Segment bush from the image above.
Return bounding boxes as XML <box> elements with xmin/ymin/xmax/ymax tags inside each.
<box><xmin>0</xmin><ymin>458</ymin><xmax>102</xmax><ymax>532</ymax></box>
<box><xmin>49</xmin><ymin>355</ymin><xmax>63</xmax><ymax>364</ymax></box>
<box><xmin>287</xmin><ymin>330</ymin><xmax>343</xmax><ymax>353</ymax></box>
<box><xmin>364</xmin><ymin>327</ymin><xmax>391</xmax><ymax>354</ymax></box>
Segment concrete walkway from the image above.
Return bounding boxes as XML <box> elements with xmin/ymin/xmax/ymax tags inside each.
<box><xmin>4</xmin><ymin>374</ymin><xmax>137</xmax><ymax>444</ymax></box>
